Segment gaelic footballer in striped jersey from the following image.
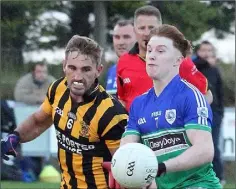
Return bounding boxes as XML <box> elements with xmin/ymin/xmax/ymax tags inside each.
<box><xmin>2</xmin><ymin>35</ymin><xmax>128</xmax><ymax>189</ymax></box>
<box><xmin>120</xmin><ymin>25</ymin><xmax>221</xmax><ymax>189</ymax></box>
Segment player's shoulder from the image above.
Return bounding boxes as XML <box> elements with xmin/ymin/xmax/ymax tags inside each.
<box><xmin>51</xmin><ymin>77</ymin><xmax>66</xmax><ymax>88</ymax></box>
<box><xmin>118</xmin><ymin>53</ymin><xmax>135</xmax><ymax>66</ymax></box>
<box><xmin>180</xmin><ymin>79</ymin><xmax>205</xmax><ymax>101</ymax></box>
<box><xmin>48</xmin><ymin>77</ymin><xmax>66</xmax><ymax>95</ymax></box>
<box><xmin>180</xmin><ymin>57</ymin><xmax>195</xmax><ymax>70</ymax></box>
<box><xmin>132</xmin><ymin>88</ymin><xmax>153</xmax><ymax>108</ymax></box>
<box><xmin>98</xmin><ymin>85</ymin><xmax>127</xmax><ymax>113</ymax></box>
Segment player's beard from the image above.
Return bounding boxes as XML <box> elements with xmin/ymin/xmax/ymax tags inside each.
<box><xmin>69</xmin><ymin>79</ymin><xmax>97</xmax><ymax>97</ymax></box>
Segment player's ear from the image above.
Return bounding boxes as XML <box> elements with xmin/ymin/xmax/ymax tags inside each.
<box><xmin>62</xmin><ymin>60</ymin><xmax>66</xmax><ymax>73</ymax></box>
<box><xmin>96</xmin><ymin>64</ymin><xmax>103</xmax><ymax>77</ymax></box>
<box><xmin>174</xmin><ymin>56</ymin><xmax>184</xmax><ymax>67</ymax></box>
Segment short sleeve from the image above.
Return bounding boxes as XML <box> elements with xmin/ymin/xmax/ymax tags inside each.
<box><xmin>180</xmin><ymin>57</ymin><xmax>208</xmax><ymax>94</ymax></box>
<box><xmin>183</xmin><ymin>86</ymin><xmax>213</xmax><ymax>132</ymax></box>
<box><xmin>122</xmin><ymin>100</ymin><xmax>141</xmax><ymax>137</ymax></box>
<box><xmin>99</xmin><ymin>100</ymin><xmax>128</xmax><ymax>150</ymax></box>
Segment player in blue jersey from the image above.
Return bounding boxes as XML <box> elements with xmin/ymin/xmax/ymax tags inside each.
<box><xmin>106</xmin><ymin>19</ymin><xmax>136</xmax><ymax>95</ymax></box>
<box><xmin>120</xmin><ymin>25</ymin><xmax>221</xmax><ymax>189</ymax></box>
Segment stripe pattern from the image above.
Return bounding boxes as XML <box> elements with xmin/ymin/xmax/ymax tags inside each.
<box><xmin>44</xmin><ymin>78</ymin><xmax>127</xmax><ymax>189</ymax></box>
<box><xmin>181</xmin><ymin>79</ymin><xmax>209</xmax><ymax>125</ymax></box>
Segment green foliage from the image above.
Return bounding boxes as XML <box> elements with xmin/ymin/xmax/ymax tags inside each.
<box><xmin>218</xmin><ymin>62</ymin><xmax>235</xmax><ymax>106</ymax></box>
<box><xmin>70</xmin><ymin>2</ymin><xmax>94</xmax><ymax>37</ymax></box>
<box><xmin>150</xmin><ymin>1</ymin><xmax>235</xmax><ymax>41</ymax></box>
<box><xmin>1</xmin><ymin>1</ymin><xmax>70</xmax><ymax>51</ymax></box>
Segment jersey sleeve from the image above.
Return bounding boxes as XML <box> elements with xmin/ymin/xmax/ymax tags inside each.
<box><xmin>99</xmin><ymin>100</ymin><xmax>128</xmax><ymax>150</ymax></box>
<box><xmin>183</xmin><ymin>88</ymin><xmax>213</xmax><ymax>132</ymax></box>
<box><xmin>41</xmin><ymin>82</ymin><xmax>54</xmax><ymax>115</ymax></box>
<box><xmin>180</xmin><ymin>57</ymin><xmax>208</xmax><ymax>94</ymax></box>
<box><xmin>122</xmin><ymin>99</ymin><xmax>141</xmax><ymax>137</ymax></box>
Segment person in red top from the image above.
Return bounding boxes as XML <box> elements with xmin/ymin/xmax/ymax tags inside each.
<box><xmin>117</xmin><ymin>5</ymin><xmax>212</xmax><ymax>111</ymax></box>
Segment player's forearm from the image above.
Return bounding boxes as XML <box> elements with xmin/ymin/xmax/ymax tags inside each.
<box><xmin>164</xmin><ymin>143</ymin><xmax>214</xmax><ymax>173</ymax></box>
<box><xmin>15</xmin><ymin>113</ymin><xmax>51</xmax><ymax>143</ymax></box>
<box><xmin>120</xmin><ymin>135</ymin><xmax>140</xmax><ymax>147</ymax></box>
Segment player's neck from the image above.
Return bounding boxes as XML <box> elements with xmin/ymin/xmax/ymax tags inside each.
<box><xmin>70</xmin><ymin>93</ymin><xmax>84</xmax><ymax>103</ymax></box>
<box><xmin>138</xmin><ymin>46</ymin><xmax>146</xmax><ymax>59</ymax></box>
<box><xmin>153</xmin><ymin>73</ymin><xmax>178</xmax><ymax>97</ymax></box>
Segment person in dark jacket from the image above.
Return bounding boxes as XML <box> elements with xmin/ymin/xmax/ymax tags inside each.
<box><xmin>193</xmin><ymin>40</ymin><xmax>225</xmax><ymax>185</ymax></box>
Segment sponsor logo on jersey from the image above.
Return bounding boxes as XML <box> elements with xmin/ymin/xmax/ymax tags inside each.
<box><xmin>146</xmin><ymin>132</ymin><xmax>189</xmax><ymax>156</ymax></box>
<box><xmin>138</xmin><ymin>117</ymin><xmax>146</xmax><ymax>125</ymax></box>
<box><xmin>165</xmin><ymin>109</ymin><xmax>176</xmax><ymax>124</ymax></box>
<box><xmin>56</xmin><ymin>130</ymin><xmax>95</xmax><ymax>154</ymax></box>
<box><xmin>151</xmin><ymin>111</ymin><xmax>161</xmax><ymax>117</ymax></box>
<box><xmin>123</xmin><ymin>78</ymin><xmax>131</xmax><ymax>84</ymax></box>
<box><xmin>55</xmin><ymin>107</ymin><xmax>63</xmax><ymax>116</ymax></box>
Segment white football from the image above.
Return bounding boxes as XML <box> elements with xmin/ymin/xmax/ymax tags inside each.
<box><xmin>111</xmin><ymin>143</ymin><xmax>158</xmax><ymax>188</ymax></box>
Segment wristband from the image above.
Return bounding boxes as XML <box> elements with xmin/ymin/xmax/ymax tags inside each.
<box><xmin>157</xmin><ymin>162</ymin><xmax>166</xmax><ymax>177</ymax></box>
<box><xmin>11</xmin><ymin>131</ymin><xmax>21</xmax><ymax>141</ymax></box>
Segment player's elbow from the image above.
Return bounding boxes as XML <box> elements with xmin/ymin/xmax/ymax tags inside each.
<box><xmin>204</xmin><ymin>90</ymin><xmax>213</xmax><ymax>104</ymax></box>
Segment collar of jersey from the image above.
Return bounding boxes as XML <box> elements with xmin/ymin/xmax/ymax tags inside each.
<box><xmin>151</xmin><ymin>74</ymin><xmax>181</xmax><ymax>101</ymax></box>
<box><xmin>129</xmin><ymin>42</ymin><xmax>146</xmax><ymax>62</ymax></box>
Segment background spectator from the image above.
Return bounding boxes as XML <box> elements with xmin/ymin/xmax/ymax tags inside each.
<box><xmin>193</xmin><ymin>40</ymin><xmax>225</xmax><ymax>185</ymax></box>
<box><xmin>14</xmin><ymin>62</ymin><xmax>55</xmax><ymax>105</ymax></box>
<box><xmin>106</xmin><ymin>19</ymin><xmax>136</xmax><ymax>96</ymax></box>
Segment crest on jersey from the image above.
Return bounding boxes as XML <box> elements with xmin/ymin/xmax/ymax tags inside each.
<box><xmin>197</xmin><ymin>107</ymin><xmax>208</xmax><ymax>118</ymax></box>
<box><xmin>165</xmin><ymin>109</ymin><xmax>176</xmax><ymax>124</ymax></box>
<box><xmin>79</xmin><ymin>121</ymin><xmax>90</xmax><ymax>138</ymax></box>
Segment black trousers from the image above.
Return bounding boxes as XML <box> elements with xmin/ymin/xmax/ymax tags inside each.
<box><xmin>212</xmin><ymin>112</ymin><xmax>224</xmax><ymax>181</ymax></box>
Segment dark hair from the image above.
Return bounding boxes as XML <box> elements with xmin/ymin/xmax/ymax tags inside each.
<box><xmin>31</xmin><ymin>62</ymin><xmax>47</xmax><ymax>72</ymax></box>
<box><xmin>196</xmin><ymin>40</ymin><xmax>215</xmax><ymax>54</ymax></box>
<box><xmin>115</xmin><ymin>19</ymin><xmax>133</xmax><ymax>27</ymax></box>
<box><xmin>201</xmin><ymin>40</ymin><xmax>212</xmax><ymax>46</ymax></box>
<box><xmin>148</xmin><ymin>24</ymin><xmax>192</xmax><ymax>57</ymax></box>
<box><xmin>134</xmin><ymin>5</ymin><xmax>162</xmax><ymax>24</ymax></box>
<box><xmin>65</xmin><ymin>35</ymin><xmax>103</xmax><ymax>65</ymax></box>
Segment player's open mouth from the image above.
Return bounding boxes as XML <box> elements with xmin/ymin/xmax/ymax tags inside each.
<box><xmin>73</xmin><ymin>81</ymin><xmax>83</xmax><ymax>86</ymax></box>
<box><xmin>72</xmin><ymin>81</ymin><xmax>85</xmax><ymax>89</ymax></box>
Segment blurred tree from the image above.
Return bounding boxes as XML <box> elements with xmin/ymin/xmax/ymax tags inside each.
<box><xmin>1</xmin><ymin>1</ymin><xmax>234</xmax><ymax>65</ymax></box>
<box><xmin>1</xmin><ymin>1</ymin><xmax>70</xmax><ymax>65</ymax></box>
<box><xmin>69</xmin><ymin>1</ymin><xmax>93</xmax><ymax>37</ymax></box>
<box><xmin>150</xmin><ymin>1</ymin><xmax>235</xmax><ymax>41</ymax></box>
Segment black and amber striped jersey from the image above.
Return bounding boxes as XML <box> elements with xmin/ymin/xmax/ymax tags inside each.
<box><xmin>41</xmin><ymin>77</ymin><xmax>128</xmax><ymax>189</ymax></box>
